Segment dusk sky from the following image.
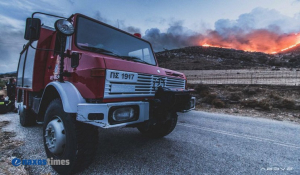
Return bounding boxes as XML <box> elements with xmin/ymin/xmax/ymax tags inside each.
<box><xmin>1</xmin><ymin>0</ymin><xmax>300</xmax><ymax>73</ymax></box>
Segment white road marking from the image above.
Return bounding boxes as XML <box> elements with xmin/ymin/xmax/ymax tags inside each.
<box><xmin>178</xmin><ymin>123</ymin><xmax>300</xmax><ymax>149</ymax></box>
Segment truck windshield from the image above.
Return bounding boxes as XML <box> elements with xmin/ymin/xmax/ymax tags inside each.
<box><xmin>76</xmin><ymin>16</ymin><xmax>156</xmax><ymax>65</ymax></box>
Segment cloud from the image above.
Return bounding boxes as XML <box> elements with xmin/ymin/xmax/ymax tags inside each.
<box><xmin>214</xmin><ymin>7</ymin><xmax>300</xmax><ymax>34</ymax></box>
<box><xmin>0</xmin><ymin>0</ymin><xmax>69</xmax><ymax>73</ymax></box>
<box><xmin>200</xmin><ymin>8</ymin><xmax>300</xmax><ymax>53</ymax></box>
<box><xmin>1</xmin><ymin>3</ymin><xmax>300</xmax><ymax>73</ymax></box>
<box><xmin>93</xmin><ymin>10</ymin><xmax>108</xmax><ymax>23</ymax></box>
<box><xmin>91</xmin><ymin>11</ymin><xmax>141</xmax><ymax>34</ymax></box>
<box><xmin>123</xmin><ymin>26</ymin><xmax>141</xmax><ymax>34</ymax></box>
<box><xmin>0</xmin><ymin>15</ymin><xmax>25</xmax><ymax>73</ymax></box>
<box><xmin>143</xmin><ymin>7</ymin><xmax>300</xmax><ymax>53</ymax></box>
<box><xmin>0</xmin><ymin>0</ymin><xmax>142</xmax><ymax>73</ymax></box>
<box><xmin>143</xmin><ymin>21</ymin><xmax>204</xmax><ymax>51</ymax></box>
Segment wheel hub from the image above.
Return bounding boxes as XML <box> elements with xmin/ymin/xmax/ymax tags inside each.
<box><xmin>44</xmin><ymin>117</ymin><xmax>66</xmax><ymax>154</ymax></box>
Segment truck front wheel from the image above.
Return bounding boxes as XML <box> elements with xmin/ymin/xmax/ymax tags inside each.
<box><xmin>19</xmin><ymin>103</ymin><xmax>36</xmax><ymax>126</ymax></box>
<box><xmin>43</xmin><ymin>99</ymin><xmax>98</xmax><ymax>174</ymax></box>
<box><xmin>137</xmin><ymin>112</ymin><xmax>178</xmax><ymax>138</ymax></box>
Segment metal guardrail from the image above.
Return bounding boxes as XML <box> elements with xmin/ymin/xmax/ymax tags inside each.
<box><xmin>182</xmin><ymin>70</ymin><xmax>300</xmax><ymax>86</ymax></box>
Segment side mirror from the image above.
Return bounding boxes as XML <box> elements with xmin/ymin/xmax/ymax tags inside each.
<box><xmin>71</xmin><ymin>52</ymin><xmax>79</xmax><ymax>68</ymax></box>
<box><xmin>24</xmin><ymin>18</ymin><xmax>41</xmax><ymax>41</ymax></box>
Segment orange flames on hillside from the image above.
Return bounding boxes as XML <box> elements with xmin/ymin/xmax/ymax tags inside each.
<box><xmin>200</xmin><ymin>30</ymin><xmax>300</xmax><ymax>54</ymax></box>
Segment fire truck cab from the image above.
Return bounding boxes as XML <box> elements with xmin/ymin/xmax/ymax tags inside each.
<box><xmin>16</xmin><ymin>12</ymin><xmax>195</xmax><ymax>174</ymax></box>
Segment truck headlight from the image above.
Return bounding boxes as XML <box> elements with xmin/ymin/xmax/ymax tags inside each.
<box><xmin>109</xmin><ymin>106</ymin><xmax>139</xmax><ymax>124</ymax></box>
<box><xmin>55</xmin><ymin>19</ymin><xmax>74</xmax><ymax>36</ymax></box>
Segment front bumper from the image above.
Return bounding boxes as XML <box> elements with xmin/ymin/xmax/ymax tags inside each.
<box><xmin>77</xmin><ymin>96</ymin><xmax>195</xmax><ymax>128</ymax></box>
<box><xmin>182</xmin><ymin>96</ymin><xmax>196</xmax><ymax>113</ymax></box>
<box><xmin>77</xmin><ymin>101</ymin><xmax>149</xmax><ymax>128</ymax></box>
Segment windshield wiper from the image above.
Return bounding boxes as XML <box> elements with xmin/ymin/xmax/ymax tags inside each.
<box><xmin>80</xmin><ymin>46</ymin><xmax>117</xmax><ymax>56</ymax></box>
<box><xmin>119</xmin><ymin>56</ymin><xmax>152</xmax><ymax>65</ymax></box>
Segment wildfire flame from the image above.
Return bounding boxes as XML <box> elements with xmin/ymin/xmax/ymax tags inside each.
<box><xmin>200</xmin><ymin>30</ymin><xmax>300</xmax><ymax>54</ymax></box>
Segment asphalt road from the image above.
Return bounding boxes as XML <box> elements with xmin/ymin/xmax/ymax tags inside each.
<box><xmin>2</xmin><ymin>111</ymin><xmax>300</xmax><ymax>175</ymax></box>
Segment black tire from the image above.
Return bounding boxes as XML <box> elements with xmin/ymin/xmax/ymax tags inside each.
<box><xmin>8</xmin><ymin>102</ymin><xmax>16</xmax><ymax>112</ymax></box>
<box><xmin>43</xmin><ymin>99</ymin><xmax>98</xmax><ymax>174</ymax></box>
<box><xmin>0</xmin><ymin>108</ymin><xmax>6</xmax><ymax>114</ymax></box>
<box><xmin>19</xmin><ymin>103</ymin><xmax>36</xmax><ymax>126</ymax></box>
<box><xmin>137</xmin><ymin>112</ymin><xmax>178</xmax><ymax>138</ymax></box>
<box><xmin>13</xmin><ymin>108</ymin><xmax>18</xmax><ymax>113</ymax></box>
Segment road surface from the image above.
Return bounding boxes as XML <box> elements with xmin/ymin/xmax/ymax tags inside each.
<box><xmin>1</xmin><ymin>111</ymin><xmax>300</xmax><ymax>175</ymax></box>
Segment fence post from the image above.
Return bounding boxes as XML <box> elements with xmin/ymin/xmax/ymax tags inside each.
<box><xmin>282</xmin><ymin>72</ymin><xmax>283</xmax><ymax>85</ymax></box>
<box><xmin>285</xmin><ymin>72</ymin><xmax>287</xmax><ymax>84</ymax></box>
<box><xmin>227</xmin><ymin>73</ymin><xmax>228</xmax><ymax>84</ymax></box>
<box><xmin>297</xmin><ymin>71</ymin><xmax>298</xmax><ymax>86</ymax></box>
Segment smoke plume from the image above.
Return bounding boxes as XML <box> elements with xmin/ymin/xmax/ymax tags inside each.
<box><xmin>143</xmin><ymin>8</ymin><xmax>300</xmax><ymax>53</ymax></box>
<box><xmin>143</xmin><ymin>21</ymin><xmax>204</xmax><ymax>51</ymax></box>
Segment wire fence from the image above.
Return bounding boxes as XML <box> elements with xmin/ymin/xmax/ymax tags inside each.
<box><xmin>181</xmin><ymin>70</ymin><xmax>300</xmax><ymax>86</ymax></box>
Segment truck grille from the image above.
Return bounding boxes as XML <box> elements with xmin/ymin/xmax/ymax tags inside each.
<box><xmin>104</xmin><ymin>73</ymin><xmax>185</xmax><ymax>99</ymax></box>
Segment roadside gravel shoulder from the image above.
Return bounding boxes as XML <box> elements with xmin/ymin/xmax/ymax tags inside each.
<box><xmin>0</xmin><ymin>113</ymin><xmax>27</xmax><ymax>175</ymax></box>
<box><xmin>0</xmin><ymin>113</ymin><xmax>57</xmax><ymax>175</ymax></box>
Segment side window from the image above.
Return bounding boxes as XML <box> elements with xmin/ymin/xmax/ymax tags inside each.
<box><xmin>143</xmin><ymin>48</ymin><xmax>152</xmax><ymax>64</ymax></box>
<box><xmin>128</xmin><ymin>49</ymin><xmax>143</xmax><ymax>59</ymax></box>
<box><xmin>128</xmin><ymin>48</ymin><xmax>155</xmax><ymax>65</ymax></box>
<box><xmin>23</xmin><ymin>41</ymin><xmax>37</xmax><ymax>88</ymax></box>
<box><xmin>17</xmin><ymin>50</ymin><xmax>27</xmax><ymax>87</ymax></box>
<box><xmin>17</xmin><ymin>41</ymin><xmax>37</xmax><ymax>88</ymax></box>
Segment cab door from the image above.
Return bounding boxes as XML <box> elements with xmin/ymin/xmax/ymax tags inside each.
<box><xmin>16</xmin><ymin>41</ymin><xmax>37</xmax><ymax>89</ymax></box>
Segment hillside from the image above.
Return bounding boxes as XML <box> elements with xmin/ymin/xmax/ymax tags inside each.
<box><xmin>156</xmin><ymin>46</ymin><xmax>300</xmax><ymax>70</ymax></box>
<box><xmin>0</xmin><ymin>71</ymin><xmax>17</xmax><ymax>75</ymax></box>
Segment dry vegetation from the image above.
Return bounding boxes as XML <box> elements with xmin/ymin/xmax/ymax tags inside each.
<box><xmin>0</xmin><ymin>120</ymin><xmax>27</xmax><ymax>175</ymax></box>
<box><xmin>156</xmin><ymin>46</ymin><xmax>300</xmax><ymax>70</ymax></box>
<box><xmin>189</xmin><ymin>84</ymin><xmax>300</xmax><ymax>123</ymax></box>
<box><xmin>155</xmin><ymin>46</ymin><xmax>300</xmax><ymax>123</ymax></box>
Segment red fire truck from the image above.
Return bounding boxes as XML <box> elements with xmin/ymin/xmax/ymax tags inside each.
<box><xmin>17</xmin><ymin>12</ymin><xmax>195</xmax><ymax>174</ymax></box>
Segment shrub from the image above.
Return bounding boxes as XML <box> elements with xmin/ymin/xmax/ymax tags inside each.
<box><xmin>229</xmin><ymin>92</ymin><xmax>242</xmax><ymax>101</ymax></box>
<box><xmin>212</xmin><ymin>99</ymin><xmax>225</xmax><ymax>108</ymax></box>
<box><xmin>226</xmin><ymin>86</ymin><xmax>237</xmax><ymax>92</ymax></box>
<box><xmin>241</xmin><ymin>99</ymin><xmax>259</xmax><ymax>108</ymax></box>
<box><xmin>258</xmin><ymin>99</ymin><xmax>271</xmax><ymax>110</ymax></box>
<box><xmin>243</xmin><ymin>87</ymin><xmax>257</xmax><ymax>95</ymax></box>
<box><xmin>0</xmin><ymin>80</ymin><xmax>5</xmax><ymax>88</ymax></box>
<box><xmin>269</xmin><ymin>93</ymin><xmax>282</xmax><ymax>100</ymax></box>
<box><xmin>203</xmin><ymin>93</ymin><xmax>217</xmax><ymax>103</ymax></box>
<box><xmin>195</xmin><ymin>84</ymin><xmax>210</xmax><ymax>97</ymax></box>
<box><xmin>280</xmin><ymin>99</ymin><xmax>295</xmax><ymax>109</ymax></box>
<box><xmin>258</xmin><ymin>55</ymin><xmax>268</xmax><ymax>64</ymax></box>
<box><xmin>195</xmin><ymin>84</ymin><xmax>209</xmax><ymax>93</ymax></box>
<box><xmin>186</xmin><ymin>83</ymin><xmax>193</xmax><ymax>89</ymax></box>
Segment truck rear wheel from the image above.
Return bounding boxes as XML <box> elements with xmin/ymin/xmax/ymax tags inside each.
<box><xmin>19</xmin><ymin>103</ymin><xmax>36</xmax><ymax>126</ymax></box>
<box><xmin>43</xmin><ymin>99</ymin><xmax>98</xmax><ymax>174</ymax></box>
<box><xmin>0</xmin><ymin>105</ymin><xmax>7</xmax><ymax>114</ymax></box>
<box><xmin>137</xmin><ymin>112</ymin><xmax>178</xmax><ymax>138</ymax></box>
